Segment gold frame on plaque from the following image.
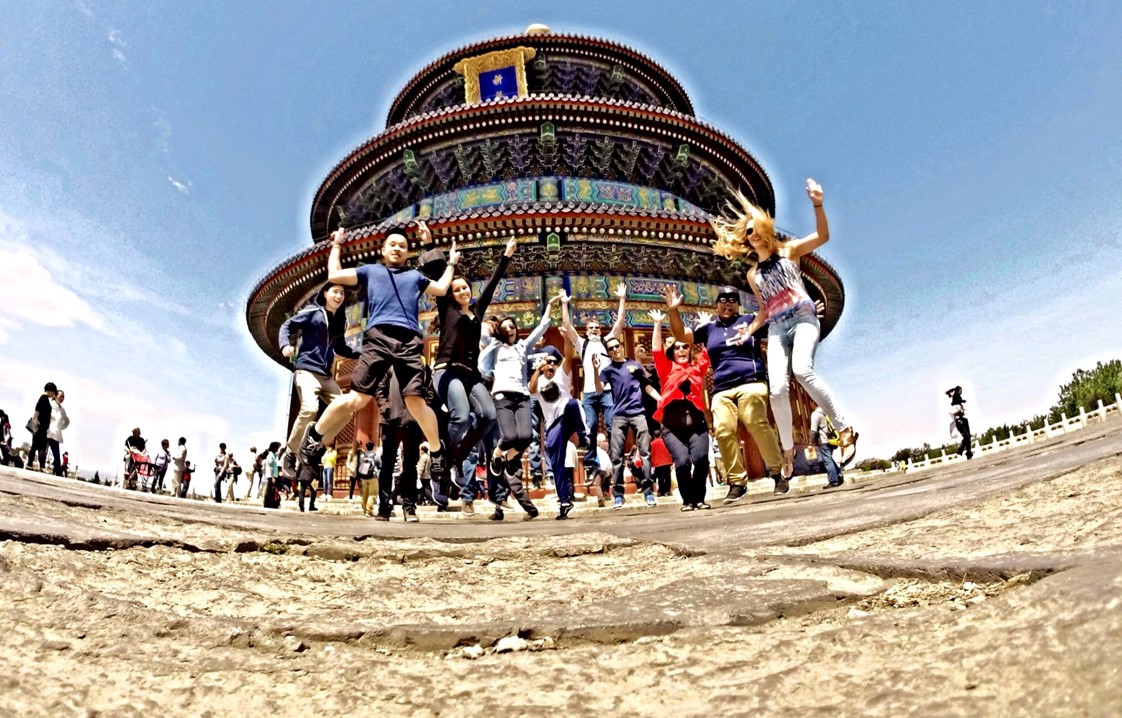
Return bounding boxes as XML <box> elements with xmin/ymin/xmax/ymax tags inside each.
<box><xmin>453</xmin><ymin>47</ymin><xmax>537</xmax><ymax>105</ymax></box>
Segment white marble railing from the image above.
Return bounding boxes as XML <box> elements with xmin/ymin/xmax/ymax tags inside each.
<box><xmin>902</xmin><ymin>392</ymin><xmax>1122</xmax><ymax>473</ymax></box>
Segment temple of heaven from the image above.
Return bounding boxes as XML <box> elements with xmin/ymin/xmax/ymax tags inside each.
<box><xmin>246</xmin><ymin>25</ymin><xmax>845</xmax><ymax>486</ymax></box>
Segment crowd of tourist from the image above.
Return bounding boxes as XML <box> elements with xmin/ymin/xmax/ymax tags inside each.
<box><xmin>4</xmin><ymin>179</ymin><xmax>862</xmax><ymax>522</ymax></box>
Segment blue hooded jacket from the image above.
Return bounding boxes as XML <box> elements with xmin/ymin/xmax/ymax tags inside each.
<box><xmin>278</xmin><ymin>283</ymin><xmax>357</xmax><ymax>375</ymax></box>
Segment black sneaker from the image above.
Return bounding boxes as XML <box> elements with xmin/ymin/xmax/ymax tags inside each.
<box><xmin>773</xmin><ymin>475</ymin><xmax>790</xmax><ymax>495</ymax></box>
<box><xmin>429</xmin><ymin>442</ymin><xmax>448</xmax><ymax>483</ymax></box>
<box><xmin>489</xmin><ymin>507</ymin><xmax>504</xmax><ymax>521</ymax></box>
<box><xmin>281</xmin><ymin>452</ymin><xmax>297</xmax><ymax>479</ymax></box>
<box><xmin>309</xmin><ymin>505</ymin><xmax>319</xmax><ymax>511</ymax></box>
<box><xmin>525</xmin><ymin>506</ymin><xmax>539</xmax><ymax>520</ymax></box>
<box><xmin>404</xmin><ymin>507</ymin><xmax>419</xmax><ymax>523</ymax></box>
<box><xmin>557</xmin><ymin>502</ymin><xmax>574</xmax><ymax>520</ymax></box>
<box><xmin>723</xmin><ymin>484</ymin><xmax>748</xmax><ymax>504</ymax></box>
<box><xmin>374</xmin><ymin>513</ymin><xmax>390</xmax><ymax>522</ymax></box>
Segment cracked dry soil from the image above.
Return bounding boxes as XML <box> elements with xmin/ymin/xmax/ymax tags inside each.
<box><xmin>2</xmin><ymin>455</ymin><xmax>1122</xmax><ymax>717</ymax></box>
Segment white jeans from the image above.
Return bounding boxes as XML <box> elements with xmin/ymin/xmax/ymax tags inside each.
<box><xmin>767</xmin><ymin>313</ymin><xmax>847</xmax><ymax>450</ymax></box>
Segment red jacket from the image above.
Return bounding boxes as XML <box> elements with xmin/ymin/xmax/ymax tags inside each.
<box><xmin>653</xmin><ymin>348</ymin><xmax>710</xmax><ymax>422</ymax></box>
<box><xmin>650</xmin><ymin>438</ymin><xmax>672</xmax><ymax>467</ymax></box>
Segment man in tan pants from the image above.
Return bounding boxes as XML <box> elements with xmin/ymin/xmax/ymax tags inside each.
<box><xmin>667</xmin><ymin>285</ymin><xmax>786</xmax><ymax>502</ymax></box>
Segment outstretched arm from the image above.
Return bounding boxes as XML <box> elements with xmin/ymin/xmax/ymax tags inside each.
<box><xmin>327</xmin><ymin>228</ymin><xmax>360</xmax><ymax>285</ymax></box>
<box><xmin>559</xmin><ymin>289</ymin><xmax>580</xmax><ymax>346</ymax></box>
<box><xmin>425</xmin><ymin>241</ymin><xmax>460</xmax><ymax>297</ymax></box>
<box><xmin>663</xmin><ymin>285</ymin><xmax>695</xmax><ymax>344</ymax></box>
<box><xmin>523</xmin><ymin>294</ymin><xmax>561</xmax><ymax>348</ymax></box>
<box><xmin>784</xmin><ymin>178</ymin><xmax>830</xmax><ymax>261</ymax></box>
<box><xmin>475</xmin><ymin>236</ymin><xmax>516</xmax><ymax>319</ymax></box>
<box><xmin>607</xmin><ymin>282</ymin><xmax>627</xmax><ymax>339</ymax></box>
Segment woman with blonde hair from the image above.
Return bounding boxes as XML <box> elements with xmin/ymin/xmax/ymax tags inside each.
<box><xmin>711</xmin><ymin>178</ymin><xmax>858</xmax><ymax>478</ymax></box>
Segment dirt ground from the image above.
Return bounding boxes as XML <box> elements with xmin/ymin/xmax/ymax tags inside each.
<box><xmin>2</xmin><ymin>454</ymin><xmax>1121</xmax><ymax>717</ymax></box>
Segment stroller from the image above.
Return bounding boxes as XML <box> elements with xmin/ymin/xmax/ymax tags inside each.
<box><xmin>125</xmin><ymin>449</ymin><xmax>155</xmax><ymax>491</ymax></box>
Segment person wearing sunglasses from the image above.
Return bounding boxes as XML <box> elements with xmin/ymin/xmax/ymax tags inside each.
<box><xmin>666</xmin><ymin>284</ymin><xmax>787</xmax><ymax>500</ymax></box>
<box><xmin>528</xmin><ymin>351</ymin><xmax>587</xmax><ymax>519</ymax></box>
<box><xmin>592</xmin><ymin>332</ymin><xmax>662</xmax><ymax>509</ymax></box>
<box><xmin>711</xmin><ymin>179</ymin><xmax>859</xmax><ymax>479</ymax></box>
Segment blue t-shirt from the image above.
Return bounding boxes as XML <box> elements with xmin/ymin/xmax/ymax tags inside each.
<box><xmin>693</xmin><ymin>314</ymin><xmax>766</xmax><ymax>392</ymax></box>
<box><xmin>599</xmin><ymin>359</ymin><xmax>650</xmax><ymax>418</ymax></box>
<box><xmin>355</xmin><ymin>264</ymin><xmax>430</xmax><ymax>336</ymax></box>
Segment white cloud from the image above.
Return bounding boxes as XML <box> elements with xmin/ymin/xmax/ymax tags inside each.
<box><xmin>167</xmin><ymin>176</ymin><xmax>191</xmax><ymax>194</ymax></box>
<box><xmin>107</xmin><ymin>28</ymin><xmax>127</xmax><ymax>66</ymax></box>
<box><xmin>0</xmin><ymin>247</ymin><xmax>106</xmax><ymax>342</ymax></box>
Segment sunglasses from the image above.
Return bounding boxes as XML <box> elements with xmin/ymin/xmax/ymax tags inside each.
<box><xmin>544</xmin><ymin>359</ymin><xmax>559</xmax><ymax>366</ymax></box>
<box><xmin>716</xmin><ymin>297</ymin><xmax>739</xmax><ymax>304</ymax></box>
<box><xmin>605</xmin><ymin>343</ymin><xmax>622</xmax><ymax>351</ymax></box>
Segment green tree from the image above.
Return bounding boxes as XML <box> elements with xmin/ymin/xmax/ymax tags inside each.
<box><xmin>1051</xmin><ymin>360</ymin><xmax>1122</xmax><ymax>419</ymax></box>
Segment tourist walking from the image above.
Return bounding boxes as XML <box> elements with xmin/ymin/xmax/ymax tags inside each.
<box><xmin>213</xmin><ymin>443</ymin><xmax>231</xmax><ymax>503</ymax></box>
<box><xmin>170</xmin><ymin>437</ymin><xmax>188</xmax><ymax>498</ymax></box>
<box><xmin>353</xmin><ymin>441</ymin><xmax>380</xmax><ymax>517</ymax></box>
<box><xmin>152</xmin><ymin>439</ymin><xmax>172</xmax><ymax>493</ymax></box>
<box><xmin>711</xmin><ymin>179</ymin><xmax>858</xmax><ymax>479</ymax></box>
<box><xmin>321</xmin><ymin>445</ymin><xmax>337</xmax><ymax>500</ymax></box>
<box><xmin>44</xmin><ymin>388</ymin><xmax>69</xmax><ymax>476</ymax></box>
<box><xmin>810</xmin><ymin>406</ymin><xmax>843</xmax><ymax>488</ymax></box>
<box><xmin>947</xmin><ymin>386</ymin><xmax>973</xmax><ymax>459</ymax></box>
<box><xmin>295</xmin><ymin>221</ymin><xmax>456</xmax><ymax>496</ymax></box>
<box><xmin>26</xmin><ymin>382</ymin><xmax>56</xmax><ymax>471</ymax></box>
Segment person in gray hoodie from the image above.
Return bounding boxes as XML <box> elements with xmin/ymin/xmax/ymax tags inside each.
<box><xmin>278</xmin><ymin>282</ymin><xmax>358</xmax><ymax>478</ymax></box>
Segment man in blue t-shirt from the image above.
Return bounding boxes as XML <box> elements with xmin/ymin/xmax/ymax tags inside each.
<box><xmin>296</xmin><ymin>221</ymin><xmax>459</xmax><ymax>511</ymax></box>
<box><xmin>594</xmin><ymin>337</ymin><xmax>661</xmax><ymax>510</ymax></box>
<box><xmin>667</xmin><ymin>285</ymin><xmax>785</xmax><ymax>502</ymax></box>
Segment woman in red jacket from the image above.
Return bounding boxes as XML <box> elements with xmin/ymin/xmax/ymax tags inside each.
<box><xmin>650</xmin><ymin>303</ymin><xmax>712</xmax><ymax>510</ymax></box>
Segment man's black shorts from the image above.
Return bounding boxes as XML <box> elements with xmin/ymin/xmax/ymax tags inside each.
<box><xmin>350</xmin><ymin>325</ymin><xmax>426</xmax><ymax>397</ymax></box>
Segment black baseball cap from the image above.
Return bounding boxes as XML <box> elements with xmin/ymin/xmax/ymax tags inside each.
<box><xmin>716</xmin><ymin>286</ymin><xmax>740</xmax><ymax>301</ymax></box>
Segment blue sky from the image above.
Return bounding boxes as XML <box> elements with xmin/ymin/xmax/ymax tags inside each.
<box><xmin>1</xmin><ymin>1</ymin><xmax>1120</xmax><ymax>473</ymax></box>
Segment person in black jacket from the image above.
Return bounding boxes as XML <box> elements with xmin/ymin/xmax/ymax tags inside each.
<box><xmin>947</xmin><ymin>386</ymin><xmax>973</xmax><ymax>460</ymax></box>
<box><xmin>278</xmin><ymin>282</ymin><xmax>358</xmax><ymax>478</ymax></box>
<box><xmin>430</xmin><ymin>235</ymin><xmax>516</xmax><ymax>514</ymax></box>
<box><xmin>27</xmin><ymin>382</ymin><xmax>57</xmax><ymax>471</ymax></box>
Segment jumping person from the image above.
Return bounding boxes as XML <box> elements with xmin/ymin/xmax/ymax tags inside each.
<box><xmin>650</xmin><ymin>304</ymin><xmax>713</xmax><ymax>510</ymax></box>
<box><xmin>295</xmin><ymin>221</ymin><xmax>458</xmax><ymax>493</ymax></box>
<box><xmin>559</xmin><ymin>284</ymin><xmax>627</xmax><ymax>468</ymax></box>
<box><xmin>278</xmin><ymin>282</ymin><xmax>356</xmax><ymax>479</ymax></box>
<box><xmin>477</xmin><ymin>295</ymin><xmax>563</xmax><ymax>521</ymax></box>
<box><xmin>711</xmin><ymin>179</ymin><xmax>858</xmax><ymax>479</ymax></box>
<box><xmin>594</xmin><ymin>333</ymin><xmax>662</xmax><ymax>510</ymax></box>
<box><xmin>666</xmin><ymin>285</ymin><xmax>786</xmax><ymax>500</ymax></box>
<box><xmin>528</xmin><ymin>347</ymin><xmax>587</xmax><ymax>520</ymax></box>
<box><xmin>431</xmin><ymin>235</ymin><xmax>517</xmax><ymax>515</ymax></box>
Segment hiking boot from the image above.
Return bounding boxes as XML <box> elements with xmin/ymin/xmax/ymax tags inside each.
<box><xmin>644</xmin><ymin>491</ymin><xmax>657</xmax><ymax>508</ymax></box>
<box><xmin>773</xmin><ymin>476</ymin><xmax>790</xmax><ymax>495</ymax></box>
<box><xmin>612</xmin><ymin>495</ymin><xmax>624</xmax><ymax>510</ymax></box>
<box><xmin>490</xmin><ymin>506</ymin><xmax>504</xmax><ymax>521</ymax></box>
<box><xmin>557</xmin><ymin>502</ymin><xmax>574</xmax><ymax>520</ymax></box>
<box><xmin>461</xmin><ymin>500</ymin><xmax>475</xmax><ymax>517</ymax></box>
<box><xmin>723</xmin><ymin>484</ymin><xmax>747</xmax><ymax>504</ymax></box>
<box><xmin>403</xmin><ymin>506</ymin><xmax>419</xmax><ymax>523</ymax></box>
<box><xmin>281</xmin><ymin>452</ymin><xmax>297</xmax><ymax>479</ymax></box>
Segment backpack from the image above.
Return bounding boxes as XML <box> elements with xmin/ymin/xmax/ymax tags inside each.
<box><xmin>356</xmin><ymin>450</ymin><xmax>376</xmax><ymax>478</ymax></box>
<box><xmin>254</xmin><ymin>450</ymin><xmax>268</xmax><ymax>476</ymax></box>
<box><xmin>823</xmin><ymin>415</ymin><xmax>840</xmax><ymax>447</ymax></box>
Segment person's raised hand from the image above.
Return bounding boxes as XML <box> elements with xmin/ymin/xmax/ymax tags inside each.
<box><xmin>649</xmin><ymin>308</ymin><xmax>666</xmax><ymax>323</ymax></box>
<box><xmin>331</xmin><ymin>228</ymin><xmax>346</xmax><ymax>246</ymax></box>
<box><xmin>504</xmin><ymin>235</ymin><xmax>517</xmax><ymax>257</ymax></box>
<box><xmin>696</xmin><ymin>310</ymin><xmax>713</xmax><ymax>327</ymax></box>
<box><xmin>448</xmin><ymin>239</ymin><xmax>461</xmax><ymax>265</ymax></box>
<box><xmin>662</xmin><ymin>285</ymin><xmax>682</xmax><ymax>310</ymax></box>
<box><xmin>414</xmin><ymin>219</ymin><xmax>433</xmax><ymax>245</ymax></box>
<box><xmin>615</xmin><ymin>282</ymin><xmax>627</xmax><ymax>299</ymax></box>
<box><xmin>806</xmin><ymin>178</ymin><xmax>824</xmax><ymax>207</ymax></box>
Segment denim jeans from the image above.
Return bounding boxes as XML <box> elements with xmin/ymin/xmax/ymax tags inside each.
<box><xmin>819</xmin><ymin>443</ymin><xmax>840</xmax><ymax>485</ymax></box>
<box><xmin>321</xmin><ymin>466</ymin><xmax>334</xmax><ymax>496</ymax></box>
<box><xmin>766</xmin><ymin>313</ymin><xmax>847</xmax><ymax>451</ymax></box>
<box><xmin>609</xmin><ymin>413</ymin><xmax>652</xmax><ymax>495</ymax></box>
<box><xmin>434</xmin><ymin>369</ymin><xmax>497</xmax><ymax>462</ymax></box>
<box><xmin>581</xmin><ymin>391</ymin><xmax>614</xmax><ymax>469</ymax></box>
